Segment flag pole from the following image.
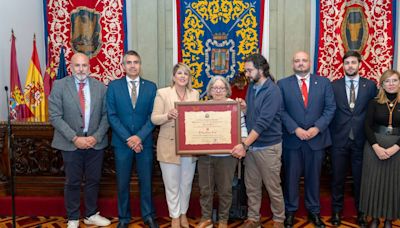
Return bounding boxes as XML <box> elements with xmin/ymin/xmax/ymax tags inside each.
<box><xmin>6</xmin><ymin>31</ymin><xmax>17</xmax><ymax>226</ymax></box>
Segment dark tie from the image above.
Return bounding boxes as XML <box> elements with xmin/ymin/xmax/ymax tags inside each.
<box><xmin>349</xmin><ymin>80</ymin><xmax>355</xmax><ymax>111</ymax></box>
<box><xmin>349</xmin><ymin>80</ymin><xmax>355</xmax><ymax>140</ymax></box>
<box><xmin>78</xmin><ymin>82</ymin><xmax>85</xmax><ymax>128</ymax></box>
<box><xmin>131</xmin><ymin>81</ymin><xmax>137</xmax><ymax>108</ymax></box>
<box><xmin>301</xmin><ymin>79</ymin><xmax>308</xmax><ymax>107</ymax></box>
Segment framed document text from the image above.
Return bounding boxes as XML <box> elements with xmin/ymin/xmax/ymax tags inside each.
<box><xmin>175</xmin><ymin>101</ymin><xmax>241</xmax><ymax>155</ymax></box>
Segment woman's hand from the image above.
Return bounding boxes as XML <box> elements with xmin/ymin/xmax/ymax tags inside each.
<box><xmin>167</xmin><ymin>108</ymin><xmax>178</xmax><ymax>120</ymax></box>
<box><xmin>372</xmin><ymin>144</ymin><xmax>390</xmax><ymax>160</ymax></box>
<box><xmin>385</xmin><ymin>144</ymin><xmax>400</xmax><ymax>157</ymax></box>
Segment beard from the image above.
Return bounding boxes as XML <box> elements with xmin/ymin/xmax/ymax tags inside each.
<box><xmin>250</xmin><ymin>74</ymin><xmax>261</xmax><ymax>83</ymax></box>
<box><xmin>345</xmin><ymin>69</ymin><xmax>358</xmax><ymax>77</ymax></box>
<box><xmin>294</xmin><ymin>68</ymin><xmax>310</xmax><ymax>76</ymax></box>
<box><xmin>74</xmin><ymin>74</ymin><xmax>87</xmax><ymax>81</ymax></box>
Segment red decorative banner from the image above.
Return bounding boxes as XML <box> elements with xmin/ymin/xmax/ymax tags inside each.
<box><xmin>315</xmin><ymin>0</ymin><xmax>396</xmax><ymax>82</ymax></box>
<box><xmin>44</xmin><ymin>0</ymin><xmax>127</xmax><ymax>84</ymax></box>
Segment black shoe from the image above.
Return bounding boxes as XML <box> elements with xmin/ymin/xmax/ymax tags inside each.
<box><xmin>330</xmin><ymin>212</ymin><xmax>341</xmax><ymax>226</ymax></box>
<box><xmin>308</xmin><ymin>213</ymin><xmax>326</xmax><ymax>228</ymax></box>
<box><xmin>284</xmin><ymin>213</ymin><xmax>295</xmax><ymax>228</ymax></box>
<box><xmin>117</xmin><ymin>222</ymin><xmax>129</xmax><ymax>228</ymax></box>
<box><xmin>384</xmin><ymin>219</ymin><xmax>392</xmax><ymax>228</ymax></box>
<box><xmin>144</xmin><ymin>217</ymin><xmax>159</xmax><ymax>228</ymax></box>
<box><xmin>357</xmin><ymin>212</ymin><xmax>368</xmax><ymax>227</ymax></box>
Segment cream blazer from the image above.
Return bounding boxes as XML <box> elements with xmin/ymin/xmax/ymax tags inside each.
<box><xmin>151</xmin><ymin>86</ymin><xmax>200</xmax><ymax>164</ymax></box>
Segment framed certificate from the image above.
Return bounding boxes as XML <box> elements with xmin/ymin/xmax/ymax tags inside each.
<box><xmin>175</xmin><ymin>101</ymin><xmax>241</xmax><ymax>155</ymax></box>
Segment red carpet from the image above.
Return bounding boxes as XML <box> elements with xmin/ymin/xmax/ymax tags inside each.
<box><xmin>0</xmin><ymin>195</ymin><xmax>356</xmax><ymax>217</ymax></box>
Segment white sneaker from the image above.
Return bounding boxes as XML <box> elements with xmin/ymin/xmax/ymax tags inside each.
<box><xmin>67</xmin><ymin>220</ymin><xmax>79</xmax><ymax>228</ymax></box>
<box><xmin>84</xmin><ymin>212</ymin><xmax>111</xmax><ymax>226</ymax></box>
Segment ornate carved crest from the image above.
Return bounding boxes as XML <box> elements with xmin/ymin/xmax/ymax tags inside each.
<box><xmin>341</xmin><ymin>6</ymin><xmax>368</xmax><ymax>52</ymax></box>
<box><xmin>70</xmin><ymin>7</ymin><xmax>102</xmax><ymax>57</ymax></box>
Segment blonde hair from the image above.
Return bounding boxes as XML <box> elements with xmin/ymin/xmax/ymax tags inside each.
<box><xmin>376</xmin><ymin>69</ymin><xmax>400</xmax><ymax>104</ymax></box>
<box><xmin>206</xmin><ymin>76</ymin><xmax>232</xmax><ymax>99</ymax></box>
<box><xmin>171</xmin><ymin>63</ymin><xmax>192</xmax><ymax>89</ymax></box>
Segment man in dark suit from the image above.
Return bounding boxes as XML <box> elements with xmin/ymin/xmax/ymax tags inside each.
<box><xmin>329</xmin><ymin>51</ymin><xmax>376</xmax><ymax>227</ymax></box>
<box><xmin>106</xmin><ymin>50</ymin><xmax>158</xmax><ymax>228</ymax></box>
<box><xmin>277</xmin><ymin>51</ymin><xmax>336</xmax><ymax>228</ymax></box>
<box><xmin>49</xmin><ymin>53</ymin><xmax>110</xmax><ymax>228</ymax></box>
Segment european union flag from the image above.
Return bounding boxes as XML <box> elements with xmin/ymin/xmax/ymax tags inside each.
<box><xmin>56</xmin><ymin>46</ymin><xmax>67</xmax><ymax>80</ymax></box>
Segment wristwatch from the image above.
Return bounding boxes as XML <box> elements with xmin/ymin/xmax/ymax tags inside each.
<box><xmin>241</xmin><ymin>142</ymin><xmax>249</xmax><ymax>151</ymax></box>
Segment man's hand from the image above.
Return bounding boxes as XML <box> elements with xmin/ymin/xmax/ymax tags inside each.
<box><xmin>295</xmin><ymin>127</ymin><xmax>310</xmax><ymax>140</ymax></box>
<box><xmin>126</xmin><ymin>135</ymin><xmax>142</xmax><ymax>152</ymax></box>
<box><xmin>306</xmin><ymin>127</ymin><xmax>320</xmax><ymax>139</ymax></box>
<box><xmin>86</xmin><ymin>136</ymin><xmax>97</xmax><ymax>148</ymax></box>
<box><xmin>231</xmin><ymin>144</ymin><xmax>246</xmax><ymax>159</ymax></box>
<box><xmin>73</xmin><ymin>137</ymin><xmax>91</xmax><ymax>149</ymax></box>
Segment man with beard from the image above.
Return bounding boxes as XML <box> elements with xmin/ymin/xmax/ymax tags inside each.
<box><xmin>106</xmin><ymin>50</ymin><xmax>159</xmax><ymax>228</ymax></box>
<box><xmin>329</xmin><ymin>51</ymin><xmax>376</xmax><ymax>227</ymax></box>
<box><xmin>277</xmin><ymin>51</ymin><xmax>336</xmax><ymax>228</ymax></box>
<box><xmin>49</xmin><ymin>52</ymin><xmax>110</xmax><ymax>228</ymax></box>
<box><xmin>232</xmin><ymin>53</ymin><xmax>285</xmax><ymax>228</ymax></box>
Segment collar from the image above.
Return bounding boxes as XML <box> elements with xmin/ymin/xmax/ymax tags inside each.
<box><xmin>126</xmin><ymin>76</ymin><xmax>140</xmax><ymax>84</ymax></box>
<box><xmin>345</xmin><ymin>75</ymin><xmax>360</xmax><ymax>83</ymax></box>
<box><xmin>295</xmin><ymin>73</ymin><xmax>310</xmax><ymax>81</ymax></box>
<box><xmin>74</xmin><ymin>76</ymin><xmax>88</xmax><ymax>84</ymax></box>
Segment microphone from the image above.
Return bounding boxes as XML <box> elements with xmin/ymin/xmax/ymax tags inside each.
<box><xmin>5</xmin><ymin>86</ymin><xmax>8</xmax><ymax>91</ymax></box>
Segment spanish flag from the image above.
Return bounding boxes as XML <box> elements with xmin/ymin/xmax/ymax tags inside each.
<box><xmin>24</xmin><ymin>35</ymin><xmax>47</xmax><ymax>122</ymax></box>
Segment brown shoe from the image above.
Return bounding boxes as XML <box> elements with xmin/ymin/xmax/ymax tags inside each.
<box><xmin>273</xmin><ymin>221</ymin><xmax>284</xmax><ymax>228</ymax></box>
<box><xmin>171</xmin><ymin>217</ymin><xmax>180</xmax><ymax>228</ymax></box>
<box><xmin>180</xmin><ymin>214</ymin><xmax>189</xmax><ymax>228</ymax></box>
<box><xmin>241</xmin><ymin>219</ymin><xmax>261</xmax><ymax>228</ymax></box>
<box><xmin>196</xmin><ymin>219</ymin><xmax>213</xmax><ymax>228</ymax></box>
<box><xmin>218</xmin><ymin>220</ymin><xmax>228</xmax><ymax>228</ymax></box>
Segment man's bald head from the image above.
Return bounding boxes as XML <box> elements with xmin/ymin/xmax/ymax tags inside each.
<box><xmin>71</xmin><ymin>52</ymin><xmax>90</xmax><ymax>81</ymax></box>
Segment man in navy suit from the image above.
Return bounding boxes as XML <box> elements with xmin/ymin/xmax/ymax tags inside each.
<box><xmin>278</xmin><ymin>51</ymin><xmax>336</xmax><ymax>228</ymax></box>
<box><xmin>329</xmin><ymin>51</ymin><xmax>376</xmax><ymax>227</ymax></box>
<box><xmin>106</xmin><ymin>50</ymin><xmax>158</xmax><ymax>228</ymax></box>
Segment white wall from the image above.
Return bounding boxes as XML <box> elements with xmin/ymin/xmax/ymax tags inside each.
<box><xmin>0</xmin><ymin>1</ymin><xmax>46</xmax><ymax>121</ymax></box>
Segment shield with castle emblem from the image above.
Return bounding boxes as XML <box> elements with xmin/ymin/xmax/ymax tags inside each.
<box><xmin>70</xmin><ymin>7</ymin><xmax>102</xmax><ymax>57</ymax></box>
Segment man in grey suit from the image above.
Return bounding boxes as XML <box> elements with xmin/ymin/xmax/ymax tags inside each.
<box><xmin>49</xmin><ymin>53</ymin><xmax>110</xmax><ymax>228</ymax></box>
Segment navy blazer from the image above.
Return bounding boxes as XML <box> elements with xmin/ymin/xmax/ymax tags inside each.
<box><xmin>106</xmin><ymin>77</ymin><xmax>157</xmax><ymax>148</ymax></box>
<box><xmin>330</xmin><ymin>77</ymin><xmax>377</xmax><ymax>148</ymax></box>
<box><xmin>278</xmin><ymin>74</ymin><xmax>336</xmax><ymax>150</ymax></box>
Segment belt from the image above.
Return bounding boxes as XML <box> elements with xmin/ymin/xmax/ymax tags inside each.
<box><xmin>373</xmin><ymin>125</ymin><xmax>400</xmax><ymax>135</ymax></box>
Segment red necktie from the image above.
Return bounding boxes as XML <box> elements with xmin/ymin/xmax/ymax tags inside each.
<box><xmin>78</xmin><ymin>82</ymin><xmax>85</xmax><ymax>127</ymax></box>
<box><xmin>301</xmin><ymin>79</ymin><xmax>308</xmax><ymax>107</ymax></box>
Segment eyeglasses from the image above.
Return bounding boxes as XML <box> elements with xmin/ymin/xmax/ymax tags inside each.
<box><xmin>383</xmin><ymin>78</ymin><xmax>400</xmax><ymax>84</ymax></box>
<box><xmin>211</xmin><ymin>87</ymin><xmax>226</xmax><ymax>92</ymax></box>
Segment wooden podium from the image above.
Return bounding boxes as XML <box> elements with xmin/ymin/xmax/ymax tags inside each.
<box><xmin>0</xmin><ymin>121</ymin><xmax>168</xmax><ymax>197</ymax></box>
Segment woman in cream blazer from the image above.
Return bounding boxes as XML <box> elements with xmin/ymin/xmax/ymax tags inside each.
<box><xmin>151</xmin><ymin>63</ymin><xmax>199</xmax><ymax>228</ymax></box>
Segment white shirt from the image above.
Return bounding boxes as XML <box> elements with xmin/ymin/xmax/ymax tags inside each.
<box><xmin>74</xmin><ymin>77</ymin><xmax>91</xmax><ymax>133</ymax></box>
<box><xmin>345</xmin><ymin>75</ymin><xmax>360</xmax><ymax>103</ymax></box>
<box><xmin>126</xmin><ymin>76</ymin><xmax>140</xmax><ymax>99</ymax></box>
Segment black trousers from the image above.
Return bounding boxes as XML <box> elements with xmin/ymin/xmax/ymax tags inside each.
<box><xmin>62</xmin><ymin>148</ymin><xmax>105</xmax><ymax>220</ymax></box>
<box><xmin>330</xmin><ymin>139</ymin><xmax>363</xmax><ymax>213</ymax></box>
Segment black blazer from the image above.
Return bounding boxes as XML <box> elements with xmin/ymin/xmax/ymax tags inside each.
<box><xmin>330</xmin><ymin>77</ymin><xmax>377</xmax><ymax>147</ymax></box>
